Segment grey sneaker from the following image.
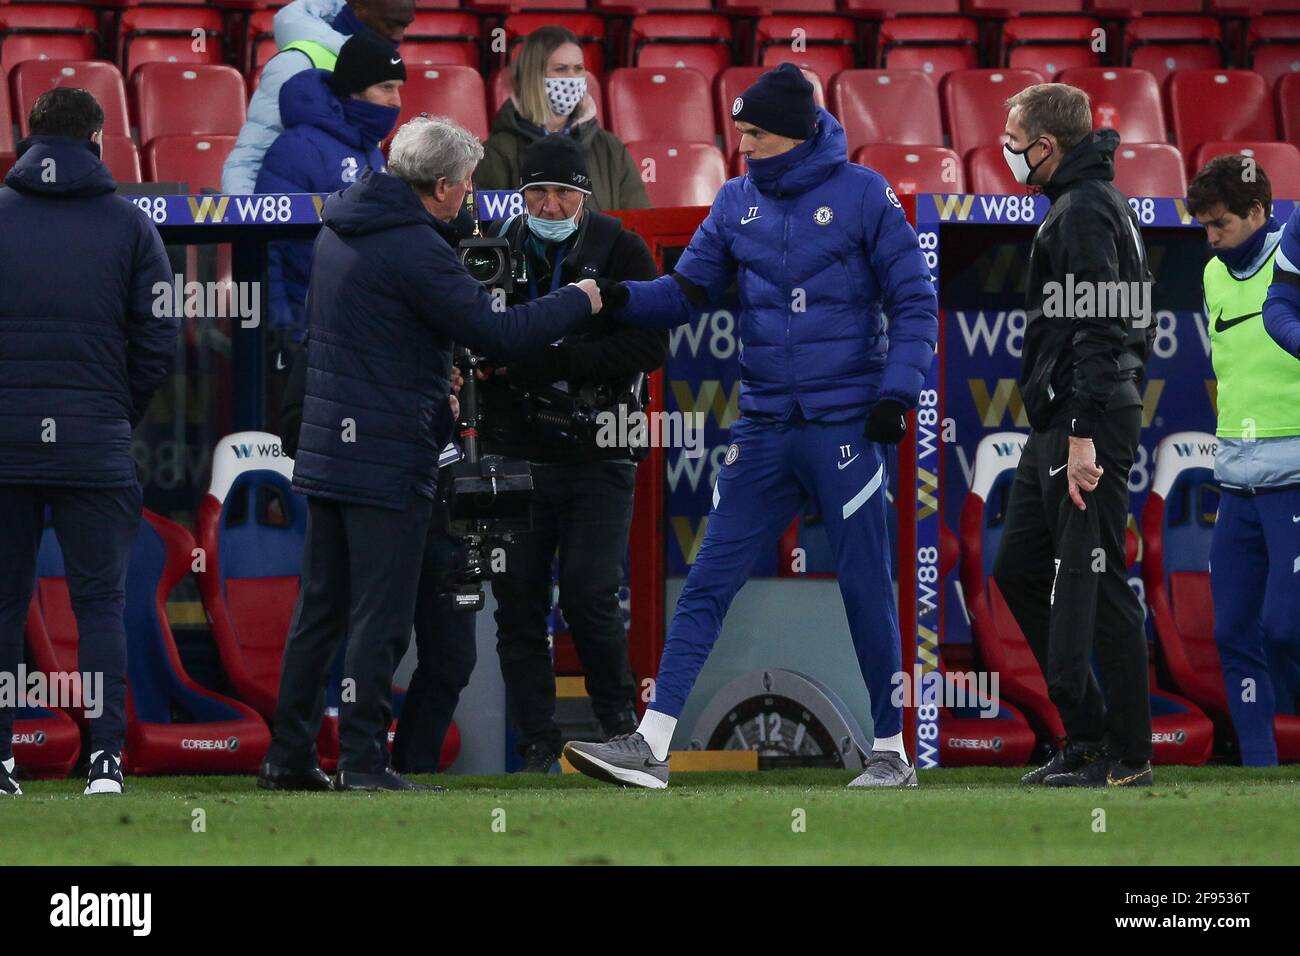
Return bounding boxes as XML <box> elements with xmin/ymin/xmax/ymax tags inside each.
<box><xmin>563</xmin><ymin>733</ymin><xmax>669</xmax><ymax>789</ymax></box>
<box><xmin>847</xmin><ymin>750</ymin><xmax>918</xmax><ymax>788</ymax></box>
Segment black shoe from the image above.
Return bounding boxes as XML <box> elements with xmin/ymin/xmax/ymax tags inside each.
<box><xmin>85</xmin><ymin>751</ymin><xmax>124</xmax><ymax>795</ymax></box>
<box><xmin>1044</xmin><ymin>749</ymin><xmax>1113</xmax><ymax>788</ymax></box>
<box><xmin>334</xmin><ymin>767</ymin><xmax>446</xmax><ymax>792</ymax></box>
<box><xmin>600</xmin><ymin>710</ymin><xmax>639</xmax><ymax>741</ymax></box>
<box><xmin>0</xmin><ymin>758</ymin><xmax>21</xmax><ymax>796</ymax></box>
<box><xmin>257</xmin><ymin>761</ymin><xmax>334</xmax><ymax>792</ymax></box>
<box><xmin>518</xmin><ymin>742</ymin><xmax>561</xmax><ymax>774</ymax></box>
<box><xmin>1021</xmin><ymin>740</ymin><xmax>1105</xmax><ymax>785</ymax></box>
<box><xmin>1106</xmin><ymin>760</ymin><xmax>1154</xmax><ymax>787</ymax></box>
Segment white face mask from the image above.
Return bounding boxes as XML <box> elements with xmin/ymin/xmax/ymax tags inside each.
<box><xmin>545</xmin><ymin>76</ymin><xmax>587</xmax><ymax>117</ymax></box>
<box><xmin>1003</xmin><ymin>139</ymin><xmax>1048</xmax><ymax>185</ymax></box>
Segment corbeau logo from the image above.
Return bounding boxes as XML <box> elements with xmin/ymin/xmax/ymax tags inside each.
<box><xmin>949</xmin><ymin>737</ymin><xmax>1004</xmax><ymax>751</ymax></box>
<box><xmin>1152</xmin><ymin>730</ymin><xmax>1187</xmax><ymax>744</ymax></box>
<box><xmin>180</xmin><ymin>737</ymin><xmax>240</xmax><ymax>751</ymax></box>
<box><xmin>11</xmin><ymin>731</ymin><xmax>46</xmax><ymax>746</ymax></box>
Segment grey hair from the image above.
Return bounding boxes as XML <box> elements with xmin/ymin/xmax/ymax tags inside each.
<box><xmin>388</xmin><ymin>116</ymin><xmax>484</xmax><ymax>195</ymax></box>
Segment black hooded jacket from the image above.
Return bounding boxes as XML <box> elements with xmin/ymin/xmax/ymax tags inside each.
<box><xmin>1020</xmin><ymin>129</ymin><xmax>1155</xmax><ymax>437</ymax></box>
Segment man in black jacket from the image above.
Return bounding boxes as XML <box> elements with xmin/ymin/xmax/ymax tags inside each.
<box><xmin>0</xmin><ymin>89</ymin><xmax>176</xmax><ymax>796</ymax></box>
<box><xmin>992</xmin><ymin>84</ymin><xmax>1155</xmax><ymax>788</ymax></box>
<box><xmin>259</xmin><ymin>116</ymin><xmax>602</xmax><ymax>792</ymax></box>
<box><xmin>475</xmin><ymin>135</ymin><xmax>665</xmax><ymax>772</ymax></box>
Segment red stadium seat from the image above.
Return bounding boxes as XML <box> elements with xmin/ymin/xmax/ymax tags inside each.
<box><xmin>245</xmin><ymin>9</ymin><xmax>277</xmax><ymax>75</ymax></box>
<box><xmin>1169</xmin><ymin>70</ymin><xmax>1275</xmax><ymax>173</ymax></box>
<box><xmin>401</xmin><ymin>11</ymin><xmax>481</xmax><ymax>69</ymax></box>
<box><xmin>961</xmin><ymin>432</ymin><xmax>1214</xmax><ymax>765</ymax></box>
<box><xmin>607</xmin><ymin>67</ymin><xmax>714</xmax><ymax>144</ymax></box>
<box><xmin>1141</xmin><ymin>432</ymin><xmax>1300</xmax><ymax>762</ymax></box>
<box><xmin>1249</xmin><ymin>15</ymin><xmax>1300</xmax><ymax>92</ymax></box>
<box><xmin>716</xmin><ymin>65</ymin><xmax>825</xmax><ymax>156</ymax></box>
<box><xmin>10</xmin><ymin>706</ymin><xmax>81</xmax><ymax>780</ymax></box>
<box><xmin>942</xmin><ymin>68</ymin><xmax>1046</xmax><ymax>159</ymax></box>
<box><xmin>119</xmin><ymin>6</ymin><xmax>226</xmax><ymax>76</ymax></box>
<box><xmin>12</xmin><ymin>60</ymin><xmax>129</xmax><ymax>137</ymax></box>
<box><xmin>1124</xmin><ymin>16</ymin><xmax>1224</xmax><ymax>89</ymax></box>
<box><xmin>965</xmin><ymin>143</ymin><xmax>1025</xmax><ymax>194</ymax></box>
<box><xmin>26</xmin><ymin>510</ymin><xmax>272</xmax><ymax>775</ymax></box>
<box><xmin>830</xmin><ymin>70</ymin><xmax>943</xmax><ymax>155</ymax></box>
<box><xmin>132</xmin><ymin>63</ymin><xmax>247</xmax><ymax>146</ymax></box>
<box><xmin>877</xmin><ymin>16</ymin><xmax>978</xmax><ymax>85</ymax></box>
<box><xmin>630</xmin><ymin>14</ymin><xmax>732</xmax><ymax>84</ymax></box>
<box><xmin>854</xmin><ymin>144</ymin><xmax>964</xmax><ymax>194</ymax></box>
<box><xmin>625</xmin><ymin>140</ymin><xmax>726</xmax><ymax>206</ymax></box>
<box><xmin>0</xmin><ymin>5</ymin><xmax>98</xmax><ymax>68</ymax></box>
<box><xmin>1057</xmin><ymin>67</ymin><xmax>1166</xmax><ymax>143</ymax></box>
<box><xmin>397</xmin><ymin>65</ymin><xmax>489</xmax><ymax>140</ymax></box>
<box><xmin>102</xmin><ymin>133</ymin><xmax>141</xmax><ymax>184</ymax></box>
<box><xmin>595</xmin><ymin>0</ymin><xmax>715</xmax><ymax>12</ymax></box>
<box><xmin>718</xmin><ymin>0</ymin><xmax>839</xmax><ymax>12</ymax></box>
<box><xmin>503</xmin><ymin>13</ymin><xmax>606</xmax><ymax>77</ymax></box>
<box><xmin>1002</xmin><ymin>16</ymin><xmax>1100</xmax><ymax>81</ymax></box>
<box><xmin>488</xmin><ymin>67</ymin><xmax>603</xmax><ymax>124</ymax></box>
<box><xmin>755</xmin><ymin>15</ymin><xmax>856</xmax><ymax>82</ymax></box>
<box><xmin>1191</xmin><ymin>141</ymin><xmax>1300</xmax><ymax>199</ymax></box>
<box><xmin>144</xmin><ymin>134</ymin><xmax>234</xmax><ymax>192</ymax></box>
<box><xmin>1281</xmin><ymin>73</ymin><xmax>1300</xmax><ymax>148</ymax></box>
<box><xmin>1111</xmin><ymin>142</ymin><xmax>1186</xmax><ymax>198</ymax></box>
<box><xmin>0</xmin><ymin>66</ymin><xmax>13</xmax><ymax>172</ymax></box>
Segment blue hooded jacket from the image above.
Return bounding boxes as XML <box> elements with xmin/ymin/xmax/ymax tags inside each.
<box><xmin>0</xmin><ymin>136</ymin><xmax>175</xmax><ymax>487</ymax></box>
<box><xmin>292</xmin><ymin>168</ymin><xmax>595</xmax><ymax>509</ymax></box>
<box><xmin>255</xmin><ymin>68</ymin><xmax>395</xmax><ymax>335</ymax></box>
<box><xmin>620</xmin><ymin>108</ymin><xmax>938</xmax><ymax>420</ymax></box>
<box><xmin>1265</xmin><ymin>204</ymin><xmax>1300</xmax><ymax>357</ymax></box>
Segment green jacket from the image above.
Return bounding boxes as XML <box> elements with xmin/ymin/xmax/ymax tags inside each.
<box><xmin>475</xmin><ymin>99</ymin><xmax>651</xmax><ymax>213</ymax></box>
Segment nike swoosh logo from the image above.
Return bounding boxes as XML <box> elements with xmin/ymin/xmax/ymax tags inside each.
<box><xmin>837</xmin><ymin>454</ymin><xmax>859</xmax><ymax>470</ymax></box>
<box><xmin>1214</xmin><ymin>310</ymin><xmax>1261</xmax><ymax>332</ymax></box>
<box><xmin>1049</xmin><ymin>464</ymin><xmax>1067</xmax><ymax>476</ymax></box>
<box><xmin>740</xmin><ymin>214</ymin><xmax>761</xmax><ymax>224</ymax></box>
<box><xmin>1293</xmin><ymin>515</ymin><xmax>1300</xmax><ymax>523</ymax></box>
<box><xmin>275</xmin><ymin>353</ymin><xmax>286</xmax><ymax>371</ymax></box>
<box><xmin>390</xmin><ymin>57</ymin><xmax>402</xmax><ymax>65</ymax></box>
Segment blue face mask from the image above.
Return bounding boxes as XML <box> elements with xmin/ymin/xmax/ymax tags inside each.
<box><xmin>341</xmin><ymin>97</ymin><xmax>400</xmax><ymax>147</ymax></box>
<box><xmin>527</xmin><ymin>211</ymin><xmax>580</xmax><ymax>243</ymax></box>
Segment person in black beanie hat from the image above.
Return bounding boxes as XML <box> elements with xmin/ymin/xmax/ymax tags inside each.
<box><xmin>730</xmin><ymin>62</ymin><xmax>819</xmax><ymax>144</ymax></box>
<box><xmin>472</xmin><ymin>128</ymin><xmax>667</xmax><ymax>774</ymax></box>
<box><xmin>328</xmin><ymin>28</ymin><xmax>407</xmax><ymax>98</ymax></box>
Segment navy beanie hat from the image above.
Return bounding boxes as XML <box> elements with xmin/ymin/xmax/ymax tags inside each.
<box><xmin>730</xmin><ymin>63</ymin><xmax>817</xmax><ymax>141</ymax></box>
<box><xmin>328</xmin><ymin>30</ymin><xmax>406</xmax><ymax>98</ymax></box>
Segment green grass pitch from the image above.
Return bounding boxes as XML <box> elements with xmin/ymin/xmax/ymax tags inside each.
<box><xmin>3</xmin><ymin>766</ymin><xmax>1298</xmax><ymax>865</ymax></box>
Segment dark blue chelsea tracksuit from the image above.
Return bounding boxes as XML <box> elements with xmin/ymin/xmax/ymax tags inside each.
<box><xmin>619</xmin><ymin>109</ymin><xmax>938</xmax><ymax>739</ymax></box>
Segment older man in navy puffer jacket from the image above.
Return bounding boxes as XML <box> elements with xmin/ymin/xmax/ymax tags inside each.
<box><xmin>260</xmin><ymin>116</ymin><xmax>603</xmax><ymax>793</ymax></box>
<box><xmin>565</xmin><ymin>65</ymin><xmax>938</xmax><ymax>792</ymax></box>
<box><xmin>0</xmin><ymin>89</ymin><xmax>175</xmax><ymax>797</ymax></box>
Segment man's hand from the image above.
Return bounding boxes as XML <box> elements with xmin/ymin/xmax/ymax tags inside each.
<box><xmin>450</xmin><ymin>365</ymin><xmax>464</xmax><ymax>395</ymax></box>
<box><xmin>449</xmin><ymin>393</ymin><xmax>459</xmax><ymax>420</ymax></box>
<box><xmin>573</xmin><ymin>278</ymin><xmax>602</xmax><ymax>313</ymax></box>
<box><xmin>1066</xmin><ymin>435</ymin><xmax>1103</xmax><ymax>511</ymax></box>
<box><xmin>865</xmin><ymin>399</ymin><xmax>908</xmax><ymax>444</ymax></box>
<box><xmin>596</xmin><ymin>278</ymin><xmax>629</xmax><ymax>312</ymax></box>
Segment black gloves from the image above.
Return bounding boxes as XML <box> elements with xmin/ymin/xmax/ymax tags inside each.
<box><xmin>865</xmin><ymin>399</ymin><xmax>908</xmax><ymax>444</ymax></box>
<box><xmin>596</xmin><ymin>278</ymin><xmax>629</xmax><ymax>313</ymax></box>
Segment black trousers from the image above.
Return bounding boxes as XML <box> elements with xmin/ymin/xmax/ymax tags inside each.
<box><xmin>267</xmin><ymin>494</ymin><xmax>432</xmax><ymax>773</ymax></box>
<box><xmin>0</xmin><ymin>484</ymin><xmax>141</xmax><ymax>760</ymax></box>
<box><xmin>491</xmin><ymin>461</ymin><xmax>638</xmax><ymax>753</ymax></box>
<box><xmin>992</xmin><ymin>406</ymin><xmax>1153</xmax><ymax>764</ymax></box>
<box><xmin>390</xmin><ymin>513</ymin><xmax>478</xmax><ymax>774</ymax></box>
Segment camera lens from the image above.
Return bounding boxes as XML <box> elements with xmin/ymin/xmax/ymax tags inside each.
<box><xmin>461</xmin><ymin>247</ymin><xmax>506</xmax><ymax>286</ymax></box>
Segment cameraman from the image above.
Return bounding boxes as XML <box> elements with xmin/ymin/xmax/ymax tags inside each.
<box><xmin>477</xmin><ymin>136</ymin><xmax>665</xmax><ymax>772</ymax></box>
<box><xmin>259</xmin><ymin>116</ymin><xmax>603</xmax><ymax>793</ymax></box>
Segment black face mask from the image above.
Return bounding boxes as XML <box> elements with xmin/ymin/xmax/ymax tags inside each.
<box><xmin>89</xmin><ymin>136</ymin><xmax>102</xmax><ymax>159</ymax></box>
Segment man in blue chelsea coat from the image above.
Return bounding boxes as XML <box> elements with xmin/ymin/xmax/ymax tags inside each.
<box><xmin>255</xmin><ymin>30</ymin><xmax>406</xmax><ymax>336</ymax></box>
<box><xmin>0</xmin><ymin>89</ymin><xmax>176</xmax><ymax>797</ymax></box>
<box><xmin>259</xmin><ymin>116</ymin><xmax>604</xmax><ymax>792</ymax></box>
<box><xmin>565</xmin><ymin>65</ymin><xmax>939</xmax><ymax>790</ymax></box>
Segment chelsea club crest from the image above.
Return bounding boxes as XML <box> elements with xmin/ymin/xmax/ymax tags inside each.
<box><xmin>813</xmin><ymin>206</ymin><xmax>833</xmax><ymax>225</ymax></box>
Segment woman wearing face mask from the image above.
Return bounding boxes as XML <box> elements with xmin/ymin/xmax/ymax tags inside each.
<box><xmin>255</xmin><ymin>30</ymin><xmax>405</xmax><ymax>337</ymax></box>
<box><xmin>475</xmin><ymin>26</ymin><xmax>650</xmax><ymax>212</ymax></box>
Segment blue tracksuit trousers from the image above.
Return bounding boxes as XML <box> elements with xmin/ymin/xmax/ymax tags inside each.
<box><xmin>1211</xmin><ymin>487</ymin><xmax>1300</xmax><ymax>765</ymax></box>
<box><xmin>648</xmin><ymin>412</ymin><xmax>902</xmax><ymax>738</ymax></box>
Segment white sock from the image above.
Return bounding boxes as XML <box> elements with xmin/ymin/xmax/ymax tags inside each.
<box><xmin>2</xmin><ymin>757</ymin><xmax>13</xmax><ymax>774</ymax></box>
<box><xmin>873</xmin><ymin>733</ymin><xmax>910</xmax><ymax>764</ymax></box>
<box><xmin>636</xmin><ymin>710</ymin><xmax>677</xmax><ymax>762</ymax></box>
